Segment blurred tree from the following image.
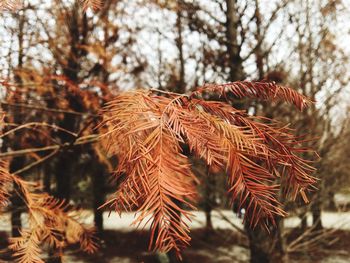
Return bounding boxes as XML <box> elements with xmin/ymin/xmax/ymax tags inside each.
<box><xmin>1</xmin><ymin>0</ymin><xmax>349</xmax><ymax>262</ymax></box>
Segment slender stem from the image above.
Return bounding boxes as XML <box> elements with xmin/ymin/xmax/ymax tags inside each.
<box><xmin>0</xmin><ymin>101</ymin><xmax>99</xmax><ymax>117</ymax></box>
<box><xmin>0</xmin><ymin>135</ymin><xmax>99</xmax><ymax>158</ymax></box>
<box><xmin>14</xmin><ymin>149</ymin><xmax>60</xmax><ymax>175</ymax></box>
<box><xmin>1</xmin><ymin>122</ymin><xmax>78</xmax><ymax>138</ymax></box>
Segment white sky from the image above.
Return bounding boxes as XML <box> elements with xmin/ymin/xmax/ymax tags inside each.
<box><xmin>1</xmin><ymin>0</ymin><xmax>350</xmax><ymax>119</ymax></box>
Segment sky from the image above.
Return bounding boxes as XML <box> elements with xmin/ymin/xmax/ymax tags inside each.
<box><xmin>0</xmin><ymin>0</ymin><xmax>350</xmax><ymax>120</ymax></box>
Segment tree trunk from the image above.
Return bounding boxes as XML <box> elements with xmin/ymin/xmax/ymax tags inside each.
<box><xmin>253</xmin><ymin>0</ymin><xmax>264</xmax><ymax>80</ymax></box>
<box><xmin>300</xmin><ymin>213</ymin><xmax>307</xmax><ymax>231</ymax></box>
<box><xmin>328</xmin><ymin>191</ymin><xmax>336</xmax><ymax>211</ymax></box>
<box><xmin>175</xmin><ymin>7</ymin><xmax>186</xmax><ymax>94</ymax></box>
<box><xmin>245</xmin><ymin>218</ymin><xmax>287</xmax><ymax>263</ymax></box>
<box><xmin>225</xmin><ymin>0</ymin><xmax>245</xmax><ymax>82</ymax></box>
<box><xmin>225</xmin><ymin>0</ymin><xmax>245</xmax><ymax>111</ymax></box>
<box><xmin>50</xmin><ymin>5</ymin><xmax>85</xmax><ymax>263</ymax></box>
<box><xmin>311</xmin><ymin>199</ymin><xmax>323</xmax><ymax>231</ymax></box>
<box><xmin>272</xmin><ymin>218</ymin><xmax>288</xmax><ymax>263</ymax></box>
<box><xmin>245</xmin><ymin>221</ymin><xmax>270</xmax><ymax>263</ymax></box>
<box><xmin>92</xmin><ymin>164</ymin><xmax>106</xmax><ymax>233</ymax></box>
<box><xmin>53</xmin><ymin>0</ymin><xmax>85</xmax><ymax>202</ymax></box>
<box><xmin>9</xmin><ymin>8</ymin><xmax>26</xmax><ymax>238</ymax></box>
<box><xmin>204</xmin><ymin>203</ymin><xmax>213</xmax><ymax>231</ymax></box>
<box><xmin>55</xmin><ymin>153</ymin><xmax>73</xmax><ymax>200</ymax></box>
<box><xmin>9</xmin><ymin>156</ymin><xmax>25</xmax><ymax>237</ymax></box>
<box><xmin>10</xmin><ymin>189</ymin><xmax>22</xmax><ymax>237</ymax></box>
<box><xmin>204</xmin><ymin>166</ymin><xmax>214</xmax><ymax>236</ymax></box>
<box><xmin>51</xmin><ymin>152</ymin><xmax>74</xmax><ymax>263</ymax></box>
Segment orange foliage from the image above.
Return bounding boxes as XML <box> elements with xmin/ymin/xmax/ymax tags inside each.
<box><xmin>100</xmin><ymin>81</ymin><xmax>317</xmax><ymax>258</ymax></box>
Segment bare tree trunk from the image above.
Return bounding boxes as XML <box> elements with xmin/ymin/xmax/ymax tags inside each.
<box><xmin>245</xmin><ymin>218</ymin><xmax>287</xmax><ymax>263</ymax></box>
<box><xmin>10</xmin><ymin>195</ymin><xmax>22</xmax><ymax>237</ymax></box>
<box><xmin>204</xmin><ymin>195</ymin><xmax>213</xmax><ymax>232</ymax></box>
<box><xmin>254</xmin><ymin>0</ymin><xmax>264</xmax><ymax>80</ymax></box>
<box><xmin>204</xmin><ymin>166</ymin><xmax>214</xmax><ymax>235</ymax></box>
<box><xmin>328</xmin><ymin>191</ymin><xmax>336</xmax><ymax>210</ymax></box>
<box><xmin>175</xmin><ymin>7</ymin><xmax>186</xmax><ymax>94</ymax></box>
<box><xmin>273</xmin><ymin>218</ymin><xmax>288</xmax><ymax>263</ymax></box>
<box><xmin>10</xmin><ymin>11</ymin><xmax>26</xmax><ymax>238</ymax></box>
<box><xmin>311</xmin><ymin>197</ymin><xmax>323</xmax><ymax>231</ymax></box>
<box><xmin>225</xmin><ymin>0</ymin><xmax>246</xmax><ymax>111</ymax></box>
<box><xmin>10</xmin><ymin>158</ymin><xmax>25</xmax><ymax>237</ymax></box>
<box><xmin>300</xmin><ymin>212</ymin><xmax>307</xmax><ymax>231</ymax></box>
<box><xmin>225</xmin><ymin>0</ymin><xmax>245</xmax><ymax>82</ymax></box>
<box><xmin>245</xmin><ymin>226</ymin><xmax>270</xmax><ymax>263</ymax></box>
<box><xmin>92</xmin><ymin>162</ymin><xmax>106</xmax><ymax>234</ymax></box>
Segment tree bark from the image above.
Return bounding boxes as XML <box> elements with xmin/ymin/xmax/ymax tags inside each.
<box><xmin>311</xmin><ymin>198</ymin><xmax>323</xmax><ymax>231</ymax></box>
<box><xmin>9</xmin><ymin>10</ymin><xmax>26</xmax><ymax>238</ymax></box>
<box><xmin>92</xmin><ymin>163</ymin><xmax>106</xmax><ymax>233</ymax></box>
<box><xmin>175</xmin><ymin>7</ymin><xmax>186</xmax><ymax>94</ymax></box>
<box><xmin>300</xmin><ymin>213</ymin><xmax>307</xmax><ymax>231</ymax></box>
<box><xmin>327</xmin><ymin>191</ymin><xmax>336</xmax><ymax>211</ymax></box>
<box><xmin>253</xmin><ymin>0</ymin><xmax>264</xmax><ymax>80</ymax></box>
<box><xmin>246</xmin><ymin>228</ymin><xmax>270</xmax><ymax>263</ymax></box>
<box><xmin>225</xmin><ymin>0</ymin><xmax>245</xmax><ymax>82</ymax></box>
<box><xmin>204</xmin><ymin>166</ymin><xmax>214</xmax><ymax>235</ymax></box>
<box><xmin>9</xmin><ymin>157</ymin><xmax>25</xmax><ymax>237</ymax></box>
<box><xmin>245</xmin><ymin>218</ymin><xmax>287</xmax><ymax>263</ymax></box>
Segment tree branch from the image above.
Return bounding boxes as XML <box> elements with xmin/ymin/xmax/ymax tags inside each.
<box><xmin>0</xmin><ymin>135</ymin><xmax>99</xmax><ymax>158</ymax></box>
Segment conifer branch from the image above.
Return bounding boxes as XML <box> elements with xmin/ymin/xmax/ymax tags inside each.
<box><xmin>101</xmin><ymin>82</ymin><xmax>317</xmax><ymax>257</ymax></box>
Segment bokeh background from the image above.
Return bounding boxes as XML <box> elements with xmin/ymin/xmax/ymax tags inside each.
<box><xmin>1</xmin><ymin>0</ymin><xmax>350</xmax><ymax>262</ymax></box>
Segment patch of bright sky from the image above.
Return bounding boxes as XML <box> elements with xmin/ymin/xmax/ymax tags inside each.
<box><xmin>1</xmin><ymin>0</ymin><xmax>350</xmax><ymax>119</ymax></box>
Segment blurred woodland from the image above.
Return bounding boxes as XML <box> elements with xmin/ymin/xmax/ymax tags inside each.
<box><xmin>1</xmin><ymin>0</ymin><xmax>350</xmax><ymax>263</ymax></box>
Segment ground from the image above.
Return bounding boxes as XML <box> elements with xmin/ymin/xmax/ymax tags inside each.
<box><xmin>1</xmin><ymin>210</ymin><xmax>350</xmax><ymax>262</ymax></box>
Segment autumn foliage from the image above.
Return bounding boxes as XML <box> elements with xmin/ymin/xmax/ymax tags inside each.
<box><xmin>1</xmin><ymin>0</ymin><xmax>347</xmax><ymax>261</ymax></box>
<box><xmin>0</xmin><ymin>161</ymin><xmax>98</xmax><ymax>262</ymax></box>
<box><xmin>100</xmin><ymin>81</ymin><xmax>316</xmax><ymax>257</ymax></box>
<box><xmin>0</xmin><ymin>0</ymin><xmax>102</xmax><ymax>10</ymax></box>
<box><xmin>0</xmin><ymin>79</ymin><xmax>317</xmax><ymax>261</ymax></box>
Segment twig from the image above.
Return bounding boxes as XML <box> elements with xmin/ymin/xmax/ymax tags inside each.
<box><xmin>287</xmin><ymin>224</ymin><xmax>337</xmax><ymax>253</ymax></box>
<box><xmin>0</xmin><ymin>101</ymin><xmax>99</xmax><ymax>117</ymax></box>
<box><xmin>150</xmin><ymin>88</ymin><xmax>188</xmax><ymax>97</ymax></box>
<box><xmin>13</xmin><ymin>149</ymin><xmax>60</xmax><ymax>175</ymax></box>
<box><xmin>17</xmin><ymin>116</ymin><xmax>99</xmax><ymax>178</ymax></box>
<box><xmin>0</xmin><ymin>135</ymin><xmax>99</xmax><ymax>158</ymax></box>
<box><xmin>215</xmin><ymin>209</ymin><xmax>246</xmax><ymax>235</ymax></box>
<box><xmin>1</xmin><ymin>122</ymin><xmax>78</xmax><ymax>138</ymax></box>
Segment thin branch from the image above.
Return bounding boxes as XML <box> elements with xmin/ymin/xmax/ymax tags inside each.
<box><xmin>1</xmin><ymin>122</ymin><xmax>78</xmax><ymax>138</ymax></box>
<box><xmin>0</xmin><ymin>135</ymin><xmax>99</xmax><ymax>158</ymax></box>
<box><xmin>215</xmin><ymin>209</ymin><xmax>246</xmax><ymax>235</ymax></box>
<box><xmin>0</xmin><ymin>101</ymin><xmax>98</xmax><ymax>117</ymax></box>
<box><xmin>14</xmin><ymin>149</ymin><xmax>60</xmax><ymax>175</ymax></box>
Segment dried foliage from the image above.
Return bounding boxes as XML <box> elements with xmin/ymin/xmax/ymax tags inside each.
<box><xmin>0</xmin><ymin>161</ymin><xmax>12</xmax><ymax>207</ymax></box>
<box><xmin>80</xmin><ymin>0</ymin><xmax>102</xmax><ymax>10</ymax></box>
<box><xmin>0</xmin><ymin>0</ymin><xmax>21</xmax><ymax>10</ymax></box>
<box><xmin>0</xmin><ymin>161</ymin><xmax>98</xmax><ymax>262</ymax></box>
<box><xmin>101</xmin><ymin>81</ymin><xmax>317</xmax><ymax>257</ymax></box>
<box><xmin>8</xmin><ymin>176</ymin><xmax>98</xmax><ymax>263</ymax></box>
<box><xmin>0</xmin><ymin>114</ymin><xmax>12</xmax><ymax>207</ymax></box>
<box><xmin>191</xmin><ymin>81</ymin><xmax>311</xmax><ymax>111</ymax></box>
<box><xmin>0</xmin><ymin>75</ymin><xmax>101</xmax><ymax>261</ymax></box>
<box><xmin>0</xmin><ymin>0</ymin><xmax>102</xmax><ymax>10</ymax></box>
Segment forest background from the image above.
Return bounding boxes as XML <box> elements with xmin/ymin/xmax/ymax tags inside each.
<box><xmin>1</xmin><ymin>0</ymin><xmax>350</xmax><ymax>262</ymax></box>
